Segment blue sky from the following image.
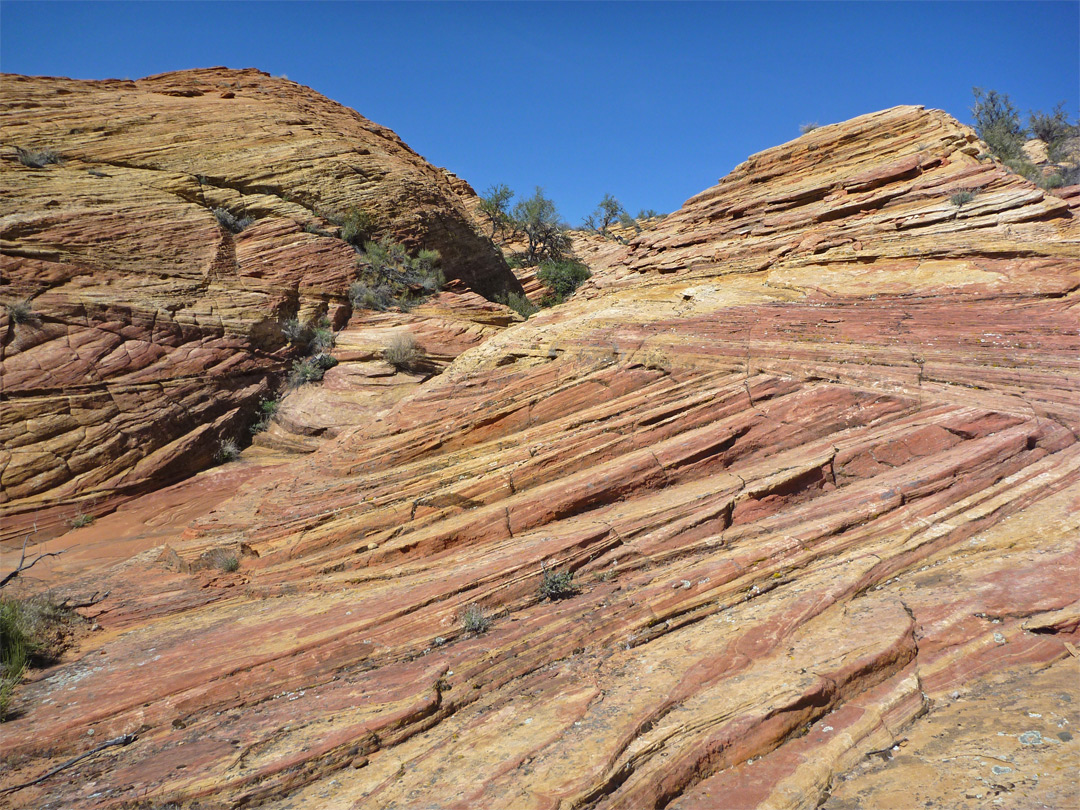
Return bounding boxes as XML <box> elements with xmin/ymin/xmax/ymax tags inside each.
<box><xmin>2</xmin><ymin>1</ymin><xmax>1077</xmax><ymax>224</ymax></box>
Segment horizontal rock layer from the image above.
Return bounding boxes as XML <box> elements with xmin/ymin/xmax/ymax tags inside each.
<box><xmin>2</xmin><ymin>106</ymin><xmax>1078</xmax><ymax>809</ymax></box>
<box><xmin>0</xmin><ymin>68</ymin><xmax>520</xmax><ymax>532</ymax></box>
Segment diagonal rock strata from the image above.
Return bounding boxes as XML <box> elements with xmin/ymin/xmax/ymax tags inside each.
<box><xmin>1</xmin><ymin>69</ymin><xmax>521</xmax><ymax>536</ymax></box>
<box><xmin>1</xmin><ymin>104</ymin><xmax>1077</xmax><ymax>809</ymax></box>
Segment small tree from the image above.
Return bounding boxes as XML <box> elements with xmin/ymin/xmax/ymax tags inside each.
<box><xmin>1029</xmin><ymin>102</ymin><xmax>1076</xmax><ymax>162</ymax></box>
<box><xmin>479</xmin><ymin>183</ymin><xmax>514</xmax><ymax>241</ymax></box>
<box><xmin>586</xmin><ymin>194</ymin><xmax>626</xmax><ymax>236</ymax></box>
<box><xmin>512</xmin><ymin>187</ymin><xmax>570</xmax><ymax>265</ymax></box>
<box><xmin>971</xmin><ymin>87</ymin><xmax>1025</xmax><ymax>161</ymax></box>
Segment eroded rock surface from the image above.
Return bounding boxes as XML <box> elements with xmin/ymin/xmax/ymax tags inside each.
<box><xmin>0</xmin><ymin>68</ymin><xmax>520</xmax><ymax>537</ymax></box>
<box><xmin>2</xmin><ymin>106</ymin><xmax>1078</xmax><ymax>810</ymax></box>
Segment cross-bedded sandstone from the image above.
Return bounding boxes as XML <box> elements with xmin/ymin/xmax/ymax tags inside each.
<box><xmin>1</xmin><ymin>104</ymin><xmax>1076</xmax><ymax>809</ymax></box>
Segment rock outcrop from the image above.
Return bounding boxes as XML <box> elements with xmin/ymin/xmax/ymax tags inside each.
<box><xmin>0</xmin><ymin>69</ymin><xmax>521</xmax><ymax>537</ymax></box>
<box><xmin>2</xmin><ymin>106</ymin><xmax>1077</xmax><ymax>810</ymax></box>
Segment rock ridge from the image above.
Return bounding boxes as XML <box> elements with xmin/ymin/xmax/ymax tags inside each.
<box><xmin>1</xmin><ymin>68</ymin><xmax>522</xmax><ymax>535</ymax></box>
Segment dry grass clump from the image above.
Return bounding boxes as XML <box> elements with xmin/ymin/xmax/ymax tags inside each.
<box><xmin>383</xmin><ymin>333</ymin><xmax>420</xmax><ymax>369</ymax></box>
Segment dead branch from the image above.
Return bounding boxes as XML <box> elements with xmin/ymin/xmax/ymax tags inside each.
<box><xmin>0</xmin><ymin>535</ymin><xmax>65</xmax><ymax>590</ymax></box>
<box><xmin>0</xmin><ymin>733</ymin><xmax>138</xmax><ymax>794</ymax></box>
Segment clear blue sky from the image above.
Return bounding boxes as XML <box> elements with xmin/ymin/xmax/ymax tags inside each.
<box><xmin>2</xmin><ymin>1</ymin><xmax>1077</xmax><ymax>224</ymax></box>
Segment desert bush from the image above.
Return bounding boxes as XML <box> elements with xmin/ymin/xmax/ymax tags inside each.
<box><xmin>1</xmin><ymin>594</ymin><xmax>76</xmax><ymax>720</ymax></box>
<box><xmin>799</xmin><ymin>122</ymin><xmax>819</xmax><ymax>134</ymax></box>
<box><xmin>950</xmin><ymin>190</ymin><xmax>976</xmax><ymax>207</ymax></box>
<box><xmin>497</xmin><ymin>291</ymin><xmax>539</xmax><ymax>319</ymax></box>
<box><xmin>281</xmin><ymin>318</ymin><xmax>310</xmax><ymax>346</ymax></box>
<box><xmin>206</xmin><ymin>548</ymin><xmax>240</xmax><ymax>573</ymax></box>
<box><xmin>5</xmin><ymin>300</ymin><xmax>34</xmax><ymax>324</ymax></box>
<box><xmin>1028</xmin><ymin>102</ymin><xmax>1076</xmax><ymax>162</ymax></box>
<box><xmin>215</xmin><ymin>438</ymin><xmax>240</xmax><ymax>463</ymax></box>
<box><xmin>537</xmin><ymin>259</ymin><xmax>591</xmax><ymax>304</ymax></box>
<box><xmin>349</xmin><ymin>282</ymin><xmax>395</xmax><ymax>311</ymax></box>
<box><xmin>539</xmin><ymin>566</ymin><xmax>578</xmax><ymax>601</ymax></box>
<box><xmin>354</xmin><ymin>238</ymin><xmax>443</xmax><ymax>308</ymax></box>
<box><xmin>68</xmin><ymin>512</ymin><xmax>94</xmax><ymax>529</ymax></box>
<box><xmin>383</xmin><ymin>333</ymin><xmax>420</xmax><ymax>369</ymax></box>
<box><xmin>1037</xmin><ymin>172</ymin><xmax>1065</xmax><ymax>189</ymax></box>
<box><xmin>213</xmin><ymin>207</ymin><xmax>254</xmax><ymax>233</ymax></box>
<box><xmin>618</xmin><ymin>211</ymin><xmax>641</xmax><ymax>233</ymax></box>
<box><xmin>16</xmin><ymin>147</ymin><xmax>62</xmax><ymax>168</ymax></box>
<box><xmin>250</xmin><ymin>397</ymin><xmax>280</xmax><ymax>434</ymax></box>
<box><xmin>637</xmin><ymin>208</ymin><xmax>665</xmax><ymax>220</ymax></box>
<box><xmin>282</xmin><ymin>317</ymin><xmax>335</xmax><ymax>352</ymax></box>
<box><xmin>310</xmin><ymin>324</ymin><xmax>335</xmax><ymax>354</ymax></box>
<box><xmin>340</xmin><ymin>206</ymin><xmax>375</xmax><ymax>247</ymax></box>
<box><xmin>461</xmin><ymin>604</ymin><xmax>491</xmax><ymax>634</ymax></box>
<box><xmin>288</xmin><ymin>353</ymin><xmax>338</xmax><ymax>387</ymax></box>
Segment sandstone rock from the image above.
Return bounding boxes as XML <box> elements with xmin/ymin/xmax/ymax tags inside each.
<box><xmin>0</xmin><ymin>69</ymin><xmax>522</xmax><ymax>538</ymax></box>
<box><xmin>1</xmin><ymin>105</ymin><xmax>1076</xmax><ymax>810</ymax></box>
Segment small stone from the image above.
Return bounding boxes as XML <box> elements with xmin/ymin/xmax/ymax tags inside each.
<box><xmin>351</xmin><ymin>756</ymin><xmax>368</xmax><ymax>769</ymax></box>
<box><xmin>87</xmin><ymin>728</ymin><xmax>95</xmax><ymax>736</ymax></box>
<box><xmin>991</xmin><ymin>765</ymin><xmax>1012</xmax><ymax>775</ymax></box>
<box><xmin>993</xmin><ymin>632</ymin><xmax>1006</xmax><ymax>644</ymax></box>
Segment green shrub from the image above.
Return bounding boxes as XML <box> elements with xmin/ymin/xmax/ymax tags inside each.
<box><xmin>250</xmin><ymin>397</ymin><xmax>280</xmax><ymax>434</ymax></box>
<box><xmin>340</xmin><ymin>207</ymin><xmax>375</xmax><ymax>247</ymax></box>
<box><xmin>281</xmin><ymin>318</ymin><xmax>310</xmax><ymax>346</ymax></box>
<box><xmin>206</xmin><ymin>548</ymin><xmax>240</xmax><ymax>573</ymax></box>
<box><xmin>349</xmin><ymin>282</ymin><xmax>395</xmax><ymax>311</ymax></box>
<box><xmin>950</xmin><ymin>190</ymin><xmax>976</xmax><ymax>207</ymax></box>
<box><xmin>16</xmin><ymin>147</ymin><xmax>62</xmax><ymax>168</ymax></box>
<box><xmin>383</xmin><ymin>333</ymin><xmax>420</xmax><ymax>369</ymax></box>
<box><xmin>310</xmin><ymin>324</ymin><xmax>335</xmax><ymax>354</ymax></box>
<box><xmin>68</xmin><ymin>512</ymin><xmax>94</xmax><ymax>529</ymax></box>
<box><xmin>496</xmin><ymin>291</ymin><xmax>539</xmax><ymax>320</ymax></box>
<box><xmin>354</xmin><ymin>238</ymin><xmax>443</xmax><ymax>308</ymax></box>
<box><xmin>461</xmin><ymin>604</ymin><xmax>491</xmax><ymax>634</ymax></box>
<box><xmin>537</xmin><ymin>260</ymin><xmax>591</xmax><ymax>304</ymax></box>
<box><xmin>1038</xmin><ymin>173</ymin><xmax>1065</xmax><ymax>189</ymax></box>
<box><xmin>539</xmin><ymin>567</ymin><xmax>578</xmax><ymax>601</ymax></box>
<box><xmin>1028</xmin><ymin>103</ymin><xmax>1076</xmax><ymax>162</ymax></box>
<box><xmin>5</xmin><ymin>300</ymin><xmax>34</xmax><ymax>324</ymax></box>
<box><xmin>288</xmin><ymin>353</ymin><xmax>337</xmax><ymax>387</ymax></box>
<box><xmin>1</xmin><ymin>594</ymin><xmax>76</xmax><ymax>720</ymax></box>
<box><xmin>213</xmin><ymin>207</ymin><xmax>254</xmax><ymax>233</ymax></box>
<box><xmin>282</xmin><ymin>317</ymin><xmax>335</xmax><ymax>352</ymax></box>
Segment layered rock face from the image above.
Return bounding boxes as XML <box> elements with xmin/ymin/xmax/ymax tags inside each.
<box><xmin>3</xmin><ymin>106</ymin><xmax>1078</xmax><ymax>809</ymax></box>
<box><xmin>0</xmin><ymin>68</ymin><xmax>520</xmax><ymax>536</ymax></box>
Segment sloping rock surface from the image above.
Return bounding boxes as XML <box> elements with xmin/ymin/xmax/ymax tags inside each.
<box><xmin>2</xmin><ymin>106</ymin><xmax>1078</xmax><ymax>810</ymax></box>
<box><xmin>0</xmin><ymin>68</ymin><xmax>519</xmax><ymax>536</ymax></box>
